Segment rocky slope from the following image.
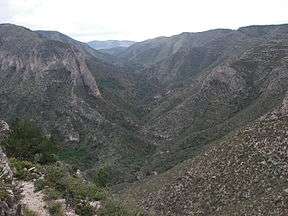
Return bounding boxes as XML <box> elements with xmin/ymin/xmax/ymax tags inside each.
<box><xmin>0</xmin><ymin>120</ymin><xmax>22</xmax><ymax>216</ymax></box>
<box><xmin>135</xmin><ymin>103</ymin><xmax>288</xmax><ymax>215</ymax></box>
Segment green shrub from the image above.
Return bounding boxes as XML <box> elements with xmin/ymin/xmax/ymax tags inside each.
<box><xmin>1</xmin><ymin>119</ymin><xmax>58</xmax><ymax>164</ymax></box>
<box><xmin>9</xmin><ymin>158</ymin><xmax>38</xmax><ymax>180</ymax></box>
<box><xmin>42</xmin><ymin>163</ymin><xmax>106</xmax><ymax>204</ymax></box>
<box><xmin>93</xmin><ymin>166</ymin><xmax>109</xmax><ymax>187</ymax></box>
<box><xmin>86</xmin><ymin>184</ymin><xmax>106</xmax><ymax>201</ymax></box>
<box><xmin>23</xmin><ymin>207</ymin><xmax>38</xmax><ymax>216</ymax></box>
<box><xmin>0</xmin><ymin>182</ymin><xmax>9</xmax><ymax>201</ymax></box>
<box><xmin>65</xmin><ymin>176</ymin><xmax>106</xmax><ymax>201</ymax></box>
<box><xmin>44</xmin><ymin>188</ymin><xmax>62</xmax><ymax>200</ymax></box>
<box><xmin>34</xmin><ymin>178</ymin><xmax>45</xmax><ymax>192</ymax></box>
<box><xmin>45</xmin><ymin>165</ymin><xmax>66</xmax><ymax>184</ymax></box>
<box><xmin>48</xmin><ymin>202</ymin><xmax>65</xmax><ymax>216</ymax></box>
<box><xmin>75</xmin><ymin>201</ymin><xmax>94</xmax><ymax>216</ymax></box>
<box><xmin>98</xmin><ymin>200</ymin><xmax>144</xmax><ymax>216</ymax></box>
<box><xmin>44</xmin><ymin>164</ymin><xmax>68</xmax><ymax>191</ymax></box>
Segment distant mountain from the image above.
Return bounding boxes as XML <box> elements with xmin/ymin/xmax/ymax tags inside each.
<box><xmin>99</xmin><ymin>46</ymin><xmax>128</xmax><ymax>56</ymax></box>
<box><xmin>88</xmin><ymin>40</ymin><xmax>135</xmax><ymax>50</ymax></box>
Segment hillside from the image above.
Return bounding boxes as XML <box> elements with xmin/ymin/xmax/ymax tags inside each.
<box><xmin>124</xmin><ymin>103</ymin><xmax>288</xmax><ymax>215</ymax></box>
<box><xmin>114</xmin><ymin>24</ymin><xmax>288</xmax><ymax>175</ymax></box>
<box><xmin>0</xmin><ymin>24</ymin><xmax>154</xmax><ymax>184</ymax></box>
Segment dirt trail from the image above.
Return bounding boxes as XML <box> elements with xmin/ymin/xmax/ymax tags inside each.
<box><xmin>20</xmin><ymin>181</ymin><xmax>48</xmax><ymax>216</ymax></box>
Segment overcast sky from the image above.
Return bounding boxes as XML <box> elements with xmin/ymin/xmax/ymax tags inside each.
<box><xmin>1</xmin><ymin>0</ymin><xmax>288</xmax><ymax>42</ymax></box>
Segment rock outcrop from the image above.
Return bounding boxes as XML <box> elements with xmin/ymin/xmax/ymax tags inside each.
<box><xmin>0</xmin><ymin>120</ymin><xmax>21</xmax><ymax>216</ymax></box>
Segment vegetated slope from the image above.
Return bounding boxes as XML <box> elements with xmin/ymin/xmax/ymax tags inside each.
<box><xmin>120</xmin><ymin>24</ymin><xmax>288</xmax><ymax>68</ymax></box>
<box><xmin>119</xmin><ymin>29</ymin><xmax>235</xmax><ymax>66</ymax></box>
<box><xmin>138</xmin><ymin>101</ymin><xmax>288</xmax><ymax>215</ymax></box>
<box><xmin>0</xmin><ymin>24</ymin><xmax>154</xmax><ymax>184</ymax></box>
<box><xmin>116</xmin><ymin>24</ymin><xmax>288</xmax><ymax>175</ymax></box>
<box><xmin>113</xmin><ymin>24</ymin><xmax>288</xmax><ymax>215</ymax></box>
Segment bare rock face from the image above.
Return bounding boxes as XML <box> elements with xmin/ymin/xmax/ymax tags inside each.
<box><xmin>0</xmin><ymin>120</ymin><xmax>12</xmax><ymax>179</ymax></box>
<box><xmin>0</xmin><ymin>120</ymin><xmax>22</xmax><ymax>216</ymax></box>
<box><xmin>0</xmin><ymin>120</ymin><xmax>9</xmax><ymax>140</ymax></box>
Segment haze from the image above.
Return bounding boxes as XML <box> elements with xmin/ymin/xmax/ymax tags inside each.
<box><xmin>0</xmin><ymin>0</ymin><xmax>288</xmax><ymax>42</ymax></box>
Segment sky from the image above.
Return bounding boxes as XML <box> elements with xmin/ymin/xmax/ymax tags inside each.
<box><xmin>0</xmin><ymin>0</ymin><xmax>288</xmax><ymax>42</ymax></box>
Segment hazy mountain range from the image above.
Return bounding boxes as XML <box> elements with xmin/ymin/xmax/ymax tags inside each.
<box><xmin>1</xmin><ymin>23</ymin><xmax>288</xmax><ymax>215</ymax></box>
<box><xmin>88</xmin><ymin>40</ymin><xmax>135</xmax><ymax>50</ymax></box>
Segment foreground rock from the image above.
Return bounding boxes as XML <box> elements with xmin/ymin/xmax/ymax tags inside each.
<box><xmin>0</xmin><ymin>120</ymin><xmax>22</xmax><ymax>216</ymax></box>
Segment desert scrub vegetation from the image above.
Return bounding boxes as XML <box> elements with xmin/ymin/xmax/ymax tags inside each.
<box><xmin>0</xmin><ymin>181</ymin><xmax>10</xmax><ymax>202</ymax></box>
<box><xmin>42</xmin><ymin>163</ymin><xmax>106</xmax><ymax>202</ymax></box>
<box><xmin>97</xmin><ymin>199</ymin><xmax>144</xmax><ymax>216</ymax></box>
<box><xmin>22</xmin><ymin>207</ymin><xmax>38</xmax><ymax>216</ymax></box>
<box><xmin>47</xmin><ymin>201</ymin><xmax>65</xmax><ymax>216</ymax></box>
<box><xmin>93</xmin><ymin>166</ymin><xmax>109</xmax><ymax>187</ymax></box>
<box><xmin>40</xmin><ymin>163</ymin><xmax>142</xmax><ymax>215</ymax></box>
<box><xmin>9</xmin><ymin>158</ymin><xmax>42</xmax><ymax>180</ymax></box>
<box><xmin>0</xmin><ymin>119</ymin><xmax>58</xmax><ymax>164</ymax></box>
<box><xmin>1</xmin><ymin>120</ymin><xmax>143</xmax><ymax>215</ymax></box>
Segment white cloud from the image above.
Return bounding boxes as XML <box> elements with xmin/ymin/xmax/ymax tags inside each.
<box><xmin>0</xmin><ymin>1</ymin><xmax>11</xmax><ymax>22</ymax></box>
<box><xmin>1</xmin><ymin>0</ymin><xmax>288</xmax><ymax>41</ymax></box>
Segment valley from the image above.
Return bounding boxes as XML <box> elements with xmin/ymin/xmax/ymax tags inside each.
<box><xmin>1</xmin><ymin>23</ymin><xmax>288</xmax><ymax>215</ymax></box>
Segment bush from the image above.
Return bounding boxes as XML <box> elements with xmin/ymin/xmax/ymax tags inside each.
<box><xmin>9</xmin><ymin>158</ymin><xmax>39</xmax><ymax>180</ymax></box>
<box><xmin>0</xmin><ymin>182</ymin><xmax>9</xmax><ymax>201</ymax></box>
<box><xmin>44</xmin><ymin>188</ymin><xmax>62</xmax><ymax>200</ymax></box>
<box><xmin>1</xmin><ymin>119</ymin><xmax>58</xmax><ymax>164</ymax></box>
<box><xmin>41</xmin><ymin>163</ymin><xmax>106</xmax><ymax>204</ymax></box>
<box><xmin>93</xmin><ymin>166</ymin><xmax>109</xmax><ymax>187</ymax></box>
<box><xmin>98</xmin><ymin>200</ymin><xmax>143</xmax><ymax>216</ymax></box>
<box><xmin>44</xmin><ymin>164</ymin><xmax>67</xmax><ymax>188</ymax></box>
<box><xmin>34</xmin><ymin>178</ymin><xmax>45</xmax><ymax>192</ymax></box>
<box><xmin>23</xmin><ymin>208</ymin><xmax>38</xmax><ymax>216</ymax></box>
<box><xmin>48</xmin><ymin>202</ymin><xmax>65</xmax><ymax>216</ymax></box>
<box><xmin>75</xmin><ymin>201</ymin><xmax>94</xmax><ymax>216</ymax></box>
